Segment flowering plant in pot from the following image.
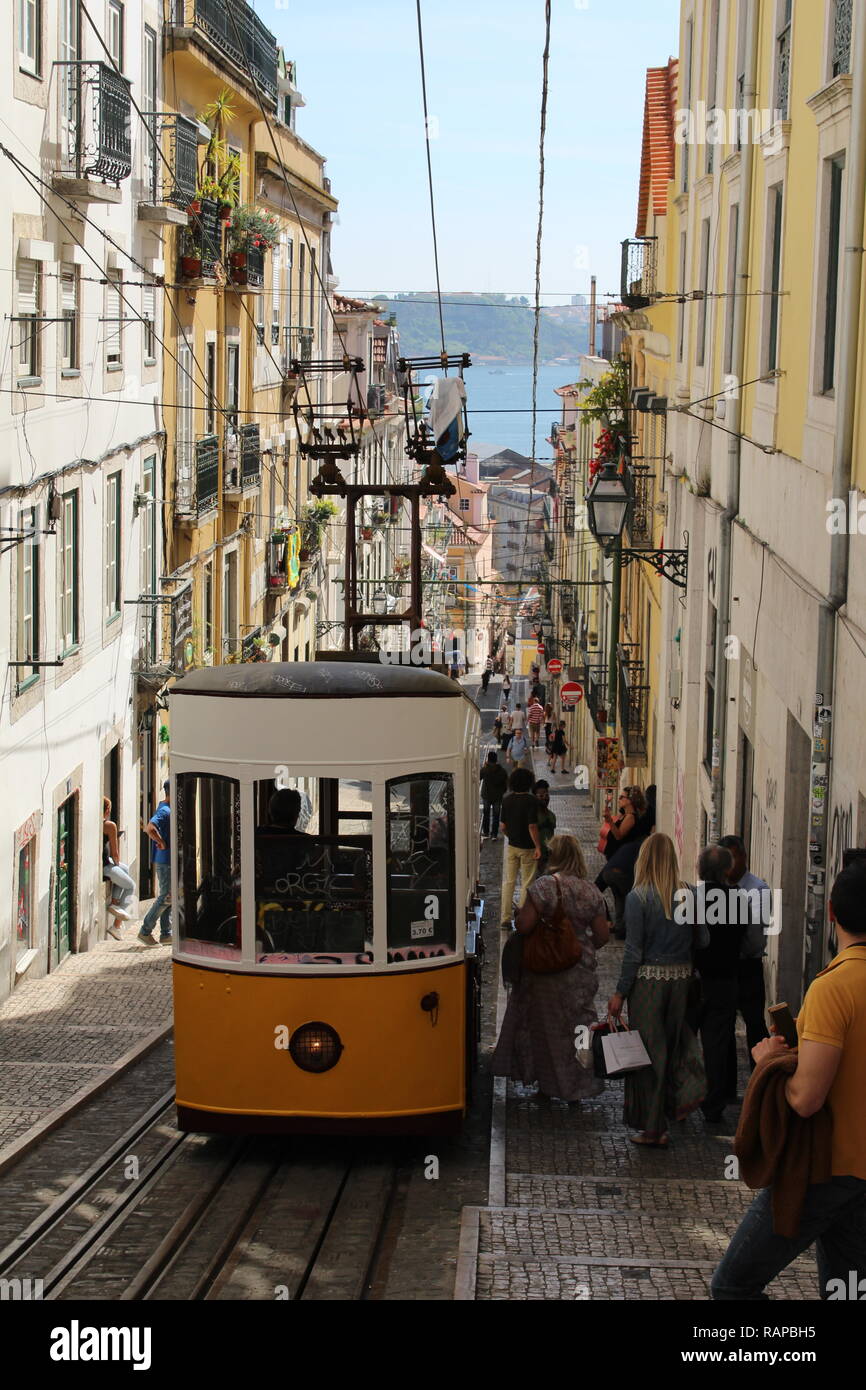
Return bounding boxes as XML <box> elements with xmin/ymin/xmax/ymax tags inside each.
<box><xmin>227</xmin><ymin>205</ymin><xmax>280</xmax><ymax>255</ymax></box>
<box><xmin>179</xmin><ymin>228</ymin><xmax>202</xmax><ymax>279</ymax></box>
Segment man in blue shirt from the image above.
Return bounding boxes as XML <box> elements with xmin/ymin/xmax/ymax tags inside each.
<box><xmin>139</xmin><ymin>781</ymin><xmax>171</xmax><ymax>946</ymax></box>
<box><xmin>719</xmin><ymin>834</ymin><xmax>769</xmax><ymax>1099</ymax></box>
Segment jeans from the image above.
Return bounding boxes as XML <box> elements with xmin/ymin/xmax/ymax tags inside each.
<box><xmin>698</xmin><ymin>975</ymin><xmax>739</xmax><ymax>1116</ymax></box>
<box><xmin>500</xmin><ymin>844</ymin><xmax>538</xmax><ymax>923</ymax></box>
<box><xmin>104</xmin><ymin>861</ymin><xmax>135</xmax><ymax>909</ymax></box>
<box><xmin>482</xmin><ymin>799</ymin><xmax>501</xmax><ymax>837</ymax></box>
<box><xmin>711</xmin><ymin>1176</ymin><xmax>866</xmax><ymax>1300</ymax></box>
<box><xmin>726</xmin><ymin>959</ymin><xmax>768</xmax><ymax>1096</ymax></box>
<box><xmin>142</xmin><ymin>862</ymin><xmax>172</xmax><ymax>938</ymax></box>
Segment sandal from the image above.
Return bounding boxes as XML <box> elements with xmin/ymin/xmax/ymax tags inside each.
<box><xmin>630</xmin><ymin>1132</ymin><xmax>669</xmax><ymax>1148</ymax></box>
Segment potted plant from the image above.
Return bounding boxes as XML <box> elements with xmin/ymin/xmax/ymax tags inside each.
<box><xmin>360</xmin><ymin>526</ymin><xmax>373</xmax><ymax>542</ymax></box>
<box><xmin>227</xmin><ymin>205</ymin><xmax>280</xmax><ymax>282</ymax></box>
<box><xmin>179</xmin><ymin>228</ymin><xmax>202</xmax><ymax>279</ymax></box>
<box><xmin>217</xmin><ymin>152</ymin><xmax>241</xmax><ymax>219</ymax></box>
<box><xmin>300</xmin><ymin>499</ymin><xmax>338</xmax><ymax>554</ymax></box>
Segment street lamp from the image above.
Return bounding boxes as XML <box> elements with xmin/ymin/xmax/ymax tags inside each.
<box><xmin>371</xmin><ymin>587</ymin><xmax>388</xmax><ymax>616</ymax></box>
<box><xmin>585</xmin><ymin>460</ymin><xmax>632</xmax><ymax>554</ymax></box>
<box><xmin>540</xmin><ymin>616</ymin><xmax>553</xmax><ymax>639</ymax></box>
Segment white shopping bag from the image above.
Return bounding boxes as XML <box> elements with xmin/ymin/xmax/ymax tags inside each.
<box><xmin>601</xmin><ymin>1025</ymin><xmax>651</xmax><ymax>1076</ymax></box>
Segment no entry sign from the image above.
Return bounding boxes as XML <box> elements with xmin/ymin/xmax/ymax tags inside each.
<box><xmin>546</xmin><ymin>658</ymin><xmax>563</xmax><ymax>675</ymax></box>
<box><xmin>536</xmin><ymin>643</ymin><xmax>545</xmax><ymax>654</ymax></box>
<box><xmin>560</xmin><ymin>681</ymin><xmax>584</xmax><ymax>707</ymax></box>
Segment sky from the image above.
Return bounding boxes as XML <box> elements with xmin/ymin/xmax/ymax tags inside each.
<box><xmin>264</xmin><ymin>0</ymin><xmax>681</xmax><ymax>306</ymax></box>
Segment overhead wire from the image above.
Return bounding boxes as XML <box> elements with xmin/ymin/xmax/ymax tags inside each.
<box><xmin>414</xmin><ymin>0</ymin><xmax>446</xmax><ymax>361</ymax></box>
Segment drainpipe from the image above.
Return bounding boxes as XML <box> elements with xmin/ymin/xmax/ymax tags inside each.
<box><xmin>708</xmin><ymin>0</ymin><xmax>759</xmax><ymax>844</ymax></box>
<box><xmin>805</xmin><ymin>8</ymin><xmax>866</xmax><ymax>982</ymax></box>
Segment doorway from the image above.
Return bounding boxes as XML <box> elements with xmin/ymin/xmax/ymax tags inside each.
<box><xmin>54</xmin><ymin>796</ymin><xmax>77</xmax><ymax>962</ymax></box>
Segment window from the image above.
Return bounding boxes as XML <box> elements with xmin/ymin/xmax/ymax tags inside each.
<box><xmin>775</xmin><ymin>0</ymin><xmax>792</xmax><ymax>121</ymax></box>
<box><xmin>299</xmin><ymin>244</ymin><xmax>306</xmax><ymax>326</ymax></box>
<box><xmin>822</xmin><ymin>156</ymin><xmax>845</xmax><ymax>393</ymax></box>
<box><xmin>286</xmin><ymin>237</ymin><xmax>293</xmax><ymax>331</ymax></box>
<box><xmin>17</xmin><ymin>837</ymin><xmax>35</xmax><ymax>960</ymax></box>
<box><xmin>205</xmin><ymin>341</ymin><xmax>216</xmax><ymax>432</ymax></box>
<box><xmin>18</xmin><ymin>0</ymin><xmax>41</xmax><ymax>75</ymax></box>
<box><xmin>203</xmin><ymin>561</ymin><xmax>213</xmax><ymax>654</ymax></box>
<box><xmin>176</xmin><ymin>773</ymin><xmax>241</xmax><ymax>961</ymax></box>
<box><xmin>17</xmin><ymin>506</ymin><xmax>39</xmax><ymax>684</ymax></box>
<box><xmin>141</xmin><ymin>459</ymin><xmax>157</xmax><ymax>664</ymax></box>
<box><xmin>706</xmin><ymin>0</ymin><xmax>720</xmax><ymax>173</ymax></box>
<box><xmin>60</xmin><ymin>262</ymin><xmax>79</xmax><ymax>371</ymax></box>
<box><xmin>60</xmin><ymin>490</ymin><xmax>79</xmax><ymax>652</ymax></box>
<box><xmin>283</xmin><ymin>94</ymin><xmax>292</xmax><ymax>127</ymax></box>
<box><xmin>143</xmin><ymin>24</ymin><xmax>157</xmax><ymax>195</ymax></box>
<box><xmin>704</xmin><ymin>603</ymin><xmax>717</xmax><ymax>772</ymax></box>
<box><xmin>309</xmin><ymin>245</ymin><xmax>316</xmax><ymax>335</ymax></box>
<box><xmin>696</xmin><ymin>218</ymin><xmax>711</xmax><ymax>367</ymax></box>
<box><xmin>253</xmin><ymin>776</ymin><xmax>373</xmax><ymax>964</ymax></box>
<box><xmin>104</xmin><ymin>268</ymin><xmax>123</xmax><ymax>369</ymax></box>
<box><xmin>107</xmin><ymin>0</ymin><xmax>124</xmax><ymax>70</ymax></box>
<box><xmin>459</xmin><ymin>498</ymin><xmax>470</xmax><ymax>512</ymax></box>
<box><xmin>832</xmin><ymin>0</ymin><xmax>853</xmax><ymax>78</ymax></box>
<box><xmin>105</xmin><ymin>472</ymin><xmax>121</xmax><ymax>619</ymax></box>
<box><xmin>255</xmin><ymin>291</ymin><xmax>265</xmax><ymax>346</ymax></box>
<box><xmin>226</xmin><ymin>341</ymin><xmax>239</xmax><ymax>426</ymax></box>
<box><xmin>271</xmin><ymin>243</ymin><xmax>281</xmax><ymax>346</ymax></box>
<box><xmin>724</xmin><ymin>205</ymin><xmax>739</xmax><ymax>375</ymax></box>
<box><xmin>681</xmin><ymin>18</ymin><xmax>693</xmax><ymax>192</ymax></box>
<box><xmin>766</xmin><ymin>185</ymin><xmax>784</xmax><ymax>373</ymax></box>
<box><xmin>176</xmin><ymin>340</ymin><xmax>194</xmax><ymax>510</ymax></box>
<box><xmin>16</xmin><ymin>259</ymin><xmax>40</xmax><ymax>380</ymax></box>
<box><xmin>386</xmin><ymin>774</ymin><xmax>455</xmax><ymax>959</ymax></box>
<box><xmin>677</xmin><ymin>231</ymin><xmax>687</xmax><ymax>363</ymax></box>
<box><xmin>142</xmin><ymin>280</ymin><xmax>156</xmax><ymax>363</ymax></box>
<box><xmin>222</xmin><ymin>550</ymin><xmax>237</xmax><ymax>652</ymax></box>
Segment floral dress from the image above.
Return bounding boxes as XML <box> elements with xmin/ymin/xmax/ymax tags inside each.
<box><xmin>492</xmin><ymin>874</ymin><xmax>606</xmax><ymax>1101</ymax></box>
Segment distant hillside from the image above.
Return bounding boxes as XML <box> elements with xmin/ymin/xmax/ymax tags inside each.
<box><xmin>374</xmin><ymin>292</ymin><xmax>590</xmax><ymax>364</ymax></box>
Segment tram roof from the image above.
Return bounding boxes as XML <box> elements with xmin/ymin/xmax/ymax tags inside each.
<box><xmin>170</xmin><ymin>661</ymin><xmax>466</xmax><ymax>700</ymax></box>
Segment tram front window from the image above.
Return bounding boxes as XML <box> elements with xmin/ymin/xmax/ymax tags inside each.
<box><xmin>254</xmin><ymin>777</ymin><xmax>373</xmax><ymax>964</ymax></box>
<box><xmin>176</xmin><ymin>773</ymin><xmax>242</xmax><ymax>960</ymax></box>
<box><xmin>386</xmin><ymin>774</ymin><xmax>455</xmax><ymax>961</ymax></box>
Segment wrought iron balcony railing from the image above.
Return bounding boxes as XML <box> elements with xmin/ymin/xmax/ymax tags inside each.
<box><xmin>170</xmin><ymin>0</ymin><xmax>278</xmax><ymax>105</ymax></box>
<box><xmin>626</xmin><ymin>463</ymin><xmax>655</xmax><ymax>547</ymax></box>
<box><xmin>617</xmin><ymin>643</ymin><xmax>650</xmax><ymax>763</ymax></box>
<box><xmin>775</xmin><ymin>11</ymin><xmax>792</xmax><ymax>120</ymax></box>
<box><xmin>175</xmin><ymin>435</ymin><xmax>219</xmax><ymax>518</ymax></box>
<box><xmin>52</xmin><ymin>61</ymin><xmax>132</xmax><ymax>185</ymax></box>
<box><xmin>141</xmin><ymin>111</ymin><xmax>198</xmax><ymax>207</ymax></box>
<box><xmin>620</xmin><ymin>237</ymin><xmax>657</xmax><ymax>311</ymax></box>
<box><xmin>226</xmin><ymin>238</ymin><xmax>265</xmax><ymax>289</ymax></box>
<box><xmin>285</xmin><ymin>325</ymin><xmax>314</xmax><ymax>369</ymax></box>
<box><xmin>833</xmin><ymin>0</ymin><xmax>853</xmax><ymax>77</ymax></box>
<box><xmin>239</xmin><ymin>422</ymin><xmax>261</xmax><ymax>486</ymax></box>
<box><xmin>586</xmin><ymin>664</ymin><xmax>610</xmax><ymax>732</ymax></box>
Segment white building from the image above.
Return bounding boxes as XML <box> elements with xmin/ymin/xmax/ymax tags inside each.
<box><xmin>1</xmin><ymin>0</ymin><xmax>168</xmax><ymax>999</ymax></box>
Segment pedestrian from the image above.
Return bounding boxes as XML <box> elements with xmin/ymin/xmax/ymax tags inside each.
<box><xmin>693</xmin><ymin>844</ymin><xmax>747</xmax><ymax>1123</ymax></box>
<box><xmin>543</xmin><ymin>702</ymin><xmax>554</xmax><ymax>751</ymax></box>
<box><xmin>526</xmin><ymin>696</ymin><xmax>545</xmax><ymax>747</ymax></box>
<box><xmin>499</xmin><ymin>767</ymin><xmax>542</xmax><ymax>928</ymax></box>
<box><xmin>493</xmin><ymin>834</ymin><xmax>609</xmax><ymax>1102</ymax></box>
<box><xmin>102</xmin><ymin>797</ymin><xmax>137</xmax><ymax>938</ymax></box>
<box><xmin>498</xmin><ymin>703</ymin><xmax>513</xmax><ymax>754</ymax></box>
<box><xmin>502</xmin><ymin>672</ymin><xmax>512</xmax><ymax>706</ymax></box>
<box><xmin>595</xmin><ymin>786</ymin><xmax>650</xmax><ymax>938</ymax></box>
<box><xmin>711</xmin><ymin>863</ymin><xmax>866</xmax><ymax>1300</ymax></box>
<box><xmin>719</xmin><ymin>833</ymin><xmax>769</xmax><ymax>1101</ymax></box>
<box><xmin>139</xmin><ymin>781</ymin><xmax>172</xmax><ymax>946</ymax></box>
<box><xmin>511</xmin><ymin>702</ymin><xmax>527</xmax><ymax>735</ymax></box>
<box><xmin>481</xmin><ymin>666</ymin><xmax>491</xmax><ymax>694</ymax></box>
<box><xmin>533</xmin><ymin>779</ymin><xmax>556</xmax><ymax>871</ymax></box>
<box><xmin>548</xmin><ymin>720</ymin><xmax>569</xmax><ymax>773</ymax></box>
<box><xmin>507</xmin><ymin>726</ymin><xmax>532</xmax><ymax>771</ymax></box>
<box><xmin>607</xmin><ymin>833</ymin><xmax>707</xmax><ymax>1146</ymax></box>
<box><xmin>480</xmin><ymin>750</ymin><xmax>508</xmax><ymax>841</ymax></box>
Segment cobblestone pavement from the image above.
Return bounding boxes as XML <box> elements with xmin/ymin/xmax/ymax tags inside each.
<box><xmin>0</xmin><ymin>914</ymin><xmax>171</xmax><ymax>1157</ymax></box>
<box><xmin>463</xmin><ymin>675</ymin><xmax>816</xmax><ymax>1302</ymax></box>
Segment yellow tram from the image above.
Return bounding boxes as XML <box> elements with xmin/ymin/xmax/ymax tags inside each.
<box><xmin>169</xmin><ymin>659</ymin><xmax>483</xmax><ymax>1133</ymax></box>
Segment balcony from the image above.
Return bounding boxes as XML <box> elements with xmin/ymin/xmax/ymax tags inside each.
<box><xmin>177</xmin><ymin>201</ymin><xmax>223</xmax><ymax>283</ymax></box>
<box><xmin>625</xmin><ymin>464</ymin><xmax>655</xmax><ymax>547</ymax></box>
<box><xmin>175</xmin><ymin>435</ymin><xmax>219</xmax><ymax>520</ymax></box>
<box><xmin>285</xmin><ymin>325</ymin><xmax>314</xmax><ymax>371</ymax></box>
<box><xmin>51</xmin><ymin>62</ymin><xmax>132</xmax><ymax>203</ymax></box>
<box><xmin>620</xmin><ymin>237</ymin><xmax>657</xmax><ymax>311</ymax></box>
<box><xmin>586</xmin><ymin>664</ymin><xmax>610</xmax><ymax>732</ymax></box>
<box><xmin>226</xmin><ymin>239</ymin><xmax>265</xmax><ymax>290</ymax></box>
<box><xmin>224</xmin><ymin>422</ymin><xmax>260</xmax><ymax>492</ymax></box>
<box><xmin>168</xmin><ymin>0</ymin><xmax>278</xmax><ymax>108</ymax></box>
<box><xmin>133</xmin><ymin>604</ymin><xmax>170</xmax><ymax>687</ymax></box>
<box><xmin>617</xmin><ymin>644</ymin><xmax>650</xmax><ymax>764</ymax></box>
<box><xmin>833</xmin><ymin>0</ymin><xmax>852</xmax><ymax>77</ymax></box>
<box><xmin>139</xmin><ymin>112</ymin><xmax>199</xmax><ymax>225</ymax></box>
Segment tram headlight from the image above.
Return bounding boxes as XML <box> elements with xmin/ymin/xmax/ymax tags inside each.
<box><xmin>289</xmin><ymin>1022</ymin><xmax>343</xmax><ymax>1073</ymax></box>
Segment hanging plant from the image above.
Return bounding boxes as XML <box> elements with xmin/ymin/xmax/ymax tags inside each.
<box><xmin>227</xmin><ymin>204</ymin><xmax>280</xmax><ymax>253</ymax></box>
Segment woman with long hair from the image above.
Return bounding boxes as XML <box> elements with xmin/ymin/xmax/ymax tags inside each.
<box><xmin>607</xmin><ymin>833</ymin><xmax>706</xmax><ymax>1147</ymax></box>
<box><xmin>596</xmin><ymin>785</ymin><xmax>649</xmax><ymax>937</ymax></box>
<box><xmin>494</xmin><ymin>834</ymin><xmax>609</xmax><ymax>1102</ymax></box>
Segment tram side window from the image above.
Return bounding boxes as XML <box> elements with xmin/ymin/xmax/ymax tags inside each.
<box><xmin>254</xmin><ymin>777</ymin><xmax>373</xmax><ymax>965</ymax></box>
<box><xmin>176</xmin><ymin>773</ymin><xmax>242</xmax><ymax>960</ymax></box>
<box><xmin>386</xmin><ymin>774</ymin><xmax>455</xmax><ymax>961</ymax></box>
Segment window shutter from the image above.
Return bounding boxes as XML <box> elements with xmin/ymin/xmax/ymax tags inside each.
<box><xmin>18</xmin><ymin>260</ymin><xmax>38</xmax><ymax>315</ymax></box>
<box><xmin>105</xmin><ymin>271</ymin><xmax>122</xmax><ymax>363</ymax></box>
<box><xmin>61</xmin><ymin>263</ymin><xmax>77</xmax><ymax>311</ymax></box>
<box><xmin>143</xmin><ymin>281</ymin><xmax>155</xmax><ymax>321</ymax></box>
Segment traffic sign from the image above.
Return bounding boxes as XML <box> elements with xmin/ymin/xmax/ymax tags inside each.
<box><xmin>537</xmin><ymin>643</ymin><xmax>545</xmax><ymax>654</ymax></box>
<box><xmin>546</xmin><ymin>658</ymin><xmax>563</xmax><ymax>675</ymax></box>
<box><xmin>560</xmin><ymin>681</ymin><xmax>583</xmax><ymax>707</ymax></box>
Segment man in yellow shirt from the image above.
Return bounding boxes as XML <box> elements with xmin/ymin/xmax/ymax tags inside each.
<box><xmin>711</xmin><ymin>864</ymin><xmax>866</xmax><ymax>1299</ymax></box>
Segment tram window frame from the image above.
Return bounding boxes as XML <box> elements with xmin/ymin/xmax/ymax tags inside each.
<box><xmin>175</xmin><ymin>772</ymin><xmax>242</xmax><ymax>961</ymax></box>
<box><xmin>253</xmin><ymin>775</ymin><xmax>374</xmax><ymax>965</ymax></box>
<box><xmin>385</xmin><ymin>772</ymin><xmax>456</xmax><ymax>962</ymax></box>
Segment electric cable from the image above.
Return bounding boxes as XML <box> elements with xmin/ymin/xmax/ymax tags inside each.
<box><xmin>414</xmin><ymin>0</ymin><xmax>446</xmax><ymax>360</ymax></box>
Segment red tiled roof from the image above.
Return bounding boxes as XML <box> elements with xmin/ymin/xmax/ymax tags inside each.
<box><xmin>636</xmin><ymin>58</ymin><xmax>677</xmax><ymax>237</ymax></box>
<box><xmin>334</xmin><ymin>293</ymin><xmax>380</xmax><ymax>313</ymax></box>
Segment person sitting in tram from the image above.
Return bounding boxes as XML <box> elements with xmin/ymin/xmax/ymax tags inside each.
<box><xmin>256</xmin><ymin>788</ymin><xmax>312</xmax><ymax>840</ymax></box>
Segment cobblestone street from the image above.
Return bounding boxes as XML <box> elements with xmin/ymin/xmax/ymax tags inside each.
<box><xmin>0</xmin><ymin>924</ymin><xmax>171</xmax><ymax>1165</ymax></box>
<box><xmin>459</xmin><ymin>676</ymin><xmax>815</xmax><ymax>1302</ymax></box>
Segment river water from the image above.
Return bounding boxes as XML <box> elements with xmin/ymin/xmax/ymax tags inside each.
<box><xmin>462</xmin><ymin>361</ymin><xmax>582</xmax><ymax>461</ymax></box>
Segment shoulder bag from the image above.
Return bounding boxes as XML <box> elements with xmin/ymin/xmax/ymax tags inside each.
<box><xmin>522</xmin><ymin>875</ymin><xmax>583</xmax><ymax>974</ymax></box>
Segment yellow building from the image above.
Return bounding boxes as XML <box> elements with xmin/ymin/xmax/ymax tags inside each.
<box><xmin>158</xmin><ymin>7</ymin><xmax>337</xmax><ymax>674</ymax></box>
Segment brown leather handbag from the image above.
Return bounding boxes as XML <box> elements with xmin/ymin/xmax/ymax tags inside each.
<box><xmin>522</xmin><ymin>875</ymin><xmax>583</xmax><ymax>974</ymax></box>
